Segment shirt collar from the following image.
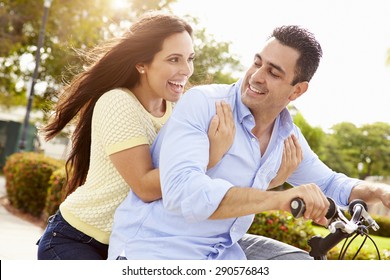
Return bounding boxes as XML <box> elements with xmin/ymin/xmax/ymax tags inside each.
<box><xmin>234</xmin><ymin>78</ymin><xmax>252</xmax><ymax>123</ymax></box>
<box><xmin>278</xmin><ymin>108</ymin><xmax>294</xmax><ymax>138</ymax></box>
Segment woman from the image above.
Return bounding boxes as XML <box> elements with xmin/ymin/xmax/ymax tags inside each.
<box><xmin>37</xmin><ymin>11</ymin><xmax>235</xmax><ymax>260</ymax></box>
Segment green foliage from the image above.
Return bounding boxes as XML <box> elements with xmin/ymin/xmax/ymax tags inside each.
<box><xmin>293</xmin><ymin>110</ymin><xmax>325</xmax><ymax>154</ymax></box>
<box><xmin>371</xmin><ymin>214</ymin><xmax>390</xmax><ymax>238</ymax></box>
<box><xmin>327</xmin><ymin>122</ymin><xmax>390</xmax><ymax>179</ymax></box>
<box><xmin>293</xmin><ymin>112</ymin><xmax>390</xmax><ymax>179</ymax></box>
<box><xmin>248</xmin><ymin>210</ymin><xmax>315</xmax><ymax>251</ymax></box>
<box><xmin>190</xmin><ymin>26</ymin><xmax>243</xmax><ymax>85</ymax></box>
<box><xmin>3</xmin><ymin>152</ymin><xmax>63</xmax><ymax>217</ymax></box>
<box><xmin>43</xmin><ymin>167</ymin><xmax>67</xmax><ymax>220</ymax></box>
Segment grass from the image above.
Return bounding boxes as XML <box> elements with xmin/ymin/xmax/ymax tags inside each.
<box><xmin>312</xmin><ymin>225</ymin><xmax>390</xmax><ymax>259</ymax></box>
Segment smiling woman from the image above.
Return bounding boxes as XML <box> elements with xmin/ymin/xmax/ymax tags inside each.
<box><xmin>35</xmin><ymin>11</ymin><xmax>198</xmax><ymax>260</ymax></box>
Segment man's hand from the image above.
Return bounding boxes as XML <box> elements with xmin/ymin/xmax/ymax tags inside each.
<box><xmin>279</xmin><ymin>183</ymin><xmax>330</xmax><ymax>226</ymax></box>
<box><xmin>349</xmin><ymin>182</ymin><xmax>390</xmax><ymax>210</ymax></box>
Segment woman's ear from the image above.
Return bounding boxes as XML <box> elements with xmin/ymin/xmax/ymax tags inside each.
<box><xmin>289</xmin><ymin>81</ymin><xmax>308</xmax><ymax>101</ymax></box>
<box><xmin>135</xmin><ymin>64</ymin><xmax>145</xmax><ymax>74</ymax></box>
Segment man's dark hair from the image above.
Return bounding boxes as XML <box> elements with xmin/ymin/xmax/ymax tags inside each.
<box><xmin>271</xmin><ymin>25</ymin><xmax>323</xmax><ymax>85</ymax></box>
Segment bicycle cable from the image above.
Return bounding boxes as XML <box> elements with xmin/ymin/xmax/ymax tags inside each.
<box><xmin>338</xmin><ymin>225</ymin><xmax>381</xmax><ymax>260</ymax></box>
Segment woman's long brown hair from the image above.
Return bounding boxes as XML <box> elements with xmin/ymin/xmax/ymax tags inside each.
<box><xmin>41</xmin><ymin>11</ymin><xmax>193</xmax><ymax>197</ymax></box>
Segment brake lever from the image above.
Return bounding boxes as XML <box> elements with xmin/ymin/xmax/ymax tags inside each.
<box><xmin>349</xmin><ymin>199</ymin><xmax>380</xmax><ymax>231</ymax></box>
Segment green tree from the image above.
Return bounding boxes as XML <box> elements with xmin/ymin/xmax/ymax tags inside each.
<box><xmin>292</xmin><ymin>110</ymin><xmax>325</xmax><ymax>155</ymax></box>
<box><xmin>320</xmin><ymin>132</ymin><xmax>359</xmax><ymax>177</ymax></box>
<box><xmin>326</xmin><ymin>122</ymin><xmax>361</xmax><ymax>177</ymax></box>
<box><xmin>190</xmin><ymin>25</ymin><xmax>242</xmax><ymax>85</ymax></box>
<box><xmin>326</xmin><ymin>122</ymin><xmax>390</xmax><ymax>179</ymax></box>
<box><xmin>357</xmin><ymin>122</ymin><xmax>390</xmax><ymax>179</ymax></box>
<box><xmin>1</xmin><ymin>0</ymin><xmax>131</xmax><ymax>111</ymax></box>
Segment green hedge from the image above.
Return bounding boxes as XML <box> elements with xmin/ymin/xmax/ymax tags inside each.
<box><xmin>370</xmin><ymin>214</ymin><xmax>390</xmax><ymax>237</ymax></box>
<box><xmin>43</xmin><ymin>167</ymin><xmax>67</xmax><ymax>220</ymax></box>
<box><xmin>3</xmin><ymin>152</ymin><xmax>63</xmax><ymax>218</ymax></box>
<box><xmin>248</xmin><ymin>210</ymin><xmax>314</xmax><ymax>251</ymax></box>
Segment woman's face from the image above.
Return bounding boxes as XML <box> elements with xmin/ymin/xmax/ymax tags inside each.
<box><xmin>141</xmin><ymin>31</ymin><xmax>195</xmax><ymax>102</ymax></box>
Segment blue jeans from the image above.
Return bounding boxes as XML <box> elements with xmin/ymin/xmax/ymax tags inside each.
<box><xmin>37</xmin><ymin>211</ymin><xmax>108</xmax><ymax>260</ymax></box>
<box><xmin>238</xmin><ymin>234</ymin><xmax>313</xmax><ymax>260</ymax></box>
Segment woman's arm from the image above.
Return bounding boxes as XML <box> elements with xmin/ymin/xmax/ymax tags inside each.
<box><xmin>207</xmin><ymin>101</ymin><xmax>236</xmax><ymax>169</ymax></box>
<box><xmin>110</xmin><ymin>144</ymin><xmax>161</xmax><ymax>202</ymax></box>
<box><xmin>268</xmin><ymin>134</ymin><xmax>303</xmax><ymax>189</ymax></box>
<box><xmin>110</xmin><ymin>101</ymin><xmax>236</xmax><ymax>203</ymax></box>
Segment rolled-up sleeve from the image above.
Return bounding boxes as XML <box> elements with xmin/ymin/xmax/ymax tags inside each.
<box><xmin>288</xmin><ymin>126</ymin><xmax>362</xmax><ymax>207</ymax></box>
<box><xmin>160</xmin><ymin>90</ymin><xmax>234</xmax><ymax>222</ymax></box>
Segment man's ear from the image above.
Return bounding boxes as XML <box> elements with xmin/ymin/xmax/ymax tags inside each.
<box><xmin>289</xmin><ymin>81</ymin><xmax>309</xmax><ymax>101</ymax></box>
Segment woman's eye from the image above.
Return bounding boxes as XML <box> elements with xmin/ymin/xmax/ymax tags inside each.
<box><xmin>169</xmin><ymin>57</ymin><xmax>179</xmax><ymax>63</ymax></box>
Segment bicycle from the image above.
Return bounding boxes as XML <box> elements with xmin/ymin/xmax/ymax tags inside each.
<box><xmin>290</xmin><ymin>197</ymin><xmax>381</xmax><ymax>260</ymax></box>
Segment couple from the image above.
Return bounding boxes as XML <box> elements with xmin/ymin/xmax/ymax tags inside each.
<box><xmin>38</xmin><ymin>11</ymin><xmax>390</xmax><ymax>260</ymax></box>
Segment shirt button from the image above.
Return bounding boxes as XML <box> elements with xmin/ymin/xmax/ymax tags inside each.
<box><xmin>251</xmin><ymin>137</ymin><xmax>256</xmax><ymax>142</ymax></box>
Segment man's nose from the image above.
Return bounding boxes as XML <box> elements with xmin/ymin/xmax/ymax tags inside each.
<box><xmin>251</xmin><ymin>66</ymin><xmax>266</xmax><ymax>83</ymax></box>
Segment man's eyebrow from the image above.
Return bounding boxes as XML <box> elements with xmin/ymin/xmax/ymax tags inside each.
<box><xmin>269</xmin><ymin>62</ymin><xmax>285</xmax><ymax>75</ymax></box>
<box><xmin>255</xmin><ymin>54</ymin><xmax>286</xmax><ymax>75</ymax></box>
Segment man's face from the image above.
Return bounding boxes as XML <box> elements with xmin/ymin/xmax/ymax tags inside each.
<box><xmin>241</xmin><ymin>38</ymin><xmax>306</xmax><ymax>114</ymax></box>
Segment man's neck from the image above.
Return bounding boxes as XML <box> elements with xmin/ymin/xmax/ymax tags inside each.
<box><xmin>251</xmin><ymin>113</ymin><xmax>277</xmax><ymax>156</ymax></box>
<box><xmin>251</xmin><ymin>110</ymin><xmax>277</xmax><ymax>137</ymax></box>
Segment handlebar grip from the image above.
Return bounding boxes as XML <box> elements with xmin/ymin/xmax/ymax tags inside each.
<box><xmin>290</xmin><ymin>197</ymin><xmax>337</xmax><ymax>219</ymax></box>
<box><xmin>290</xmin><ymin>198</ymin><xmax>306</xmax><ymax>218</ymax></box>
<box><xmin>348</xmin><ymin>199</ymin><xmax>367</xmax><ymax>216</ymax></box>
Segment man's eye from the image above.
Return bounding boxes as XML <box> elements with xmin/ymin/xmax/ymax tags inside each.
<box><xmin>254</xmin><ymin>62</ymin><xmax>261</xmax><ymax>68</ymax></box>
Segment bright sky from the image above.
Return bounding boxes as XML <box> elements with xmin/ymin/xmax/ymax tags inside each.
<box><xmin>171</xmin><ymin>0</ymin><xmax>390</xmax><ymax>130</ymax></box>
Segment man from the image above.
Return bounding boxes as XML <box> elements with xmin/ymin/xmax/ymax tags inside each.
<box><xmin>108</xmin><ymin>25</ymin><xmax>390</xmax><ymax>260</ymax></box>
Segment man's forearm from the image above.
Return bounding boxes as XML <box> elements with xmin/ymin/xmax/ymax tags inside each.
<box><xmin>208</xmin><ymin>187</ymin><xmax>281</xmax><ymax>220</ymax></box>
<box><xmin>349</xmin><ymin>181</ymin><xmax>388</xmax><ymax>205</ymax></box>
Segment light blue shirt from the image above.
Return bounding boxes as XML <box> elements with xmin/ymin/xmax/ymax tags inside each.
<box><xmin>108</xmin><ymin>79</ymin><xmax>361</xmax><ymax>260</ymax></box>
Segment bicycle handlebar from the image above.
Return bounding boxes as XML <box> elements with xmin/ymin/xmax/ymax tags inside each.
<box><xmin>289</xmin><ymin>197</ymin><xmax>380</xmax><ymax>259</ymax></box>
<box><xmin>290</xmin><ymin>197</ymin><xmax>337</xmax><ymax>220</ymax></box>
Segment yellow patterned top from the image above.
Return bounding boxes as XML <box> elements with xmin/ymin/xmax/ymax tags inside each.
<box><xmin>60</xmin><ymin>88</ymin><xmax>172</xmax><ymax>244</ymax></box>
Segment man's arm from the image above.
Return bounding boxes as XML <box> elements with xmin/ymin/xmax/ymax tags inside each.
<box><xmin>349</xmin><ymin>181</ymin><xmax>390</xmax><ymax>208</ymax></box>
<box><xmin>209</xmin><ymin>183</ymin><xmax>330</xmax><ymax>225</ymax></box>
<box><xmin>159</xmin><ymin>88</ymin><xmax>235</xmax><ymax>222</ymax></box>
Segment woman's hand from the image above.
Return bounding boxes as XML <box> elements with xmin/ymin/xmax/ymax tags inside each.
<box><xmin>269</xmin><ymin>134</ymin><xmax>303</xmax><ymax>189</ymax></box>
<box><xmin>207</xmin><ymin>101</ymin><xmax>236</xmax><ymax>169</ymax></box>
